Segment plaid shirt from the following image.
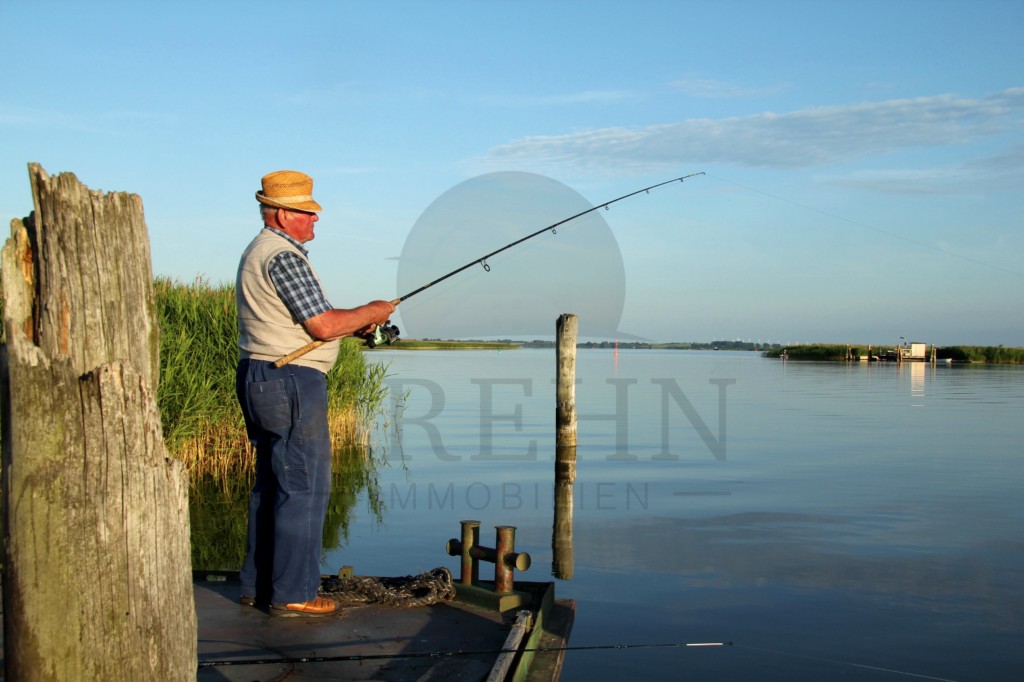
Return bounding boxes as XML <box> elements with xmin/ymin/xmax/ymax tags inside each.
<box><xmin>264</xmin><ymin>227</ymin><xmax>333</xmax><ymax>322</ymax></box>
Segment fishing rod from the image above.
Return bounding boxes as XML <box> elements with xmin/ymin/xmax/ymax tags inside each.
<box><xmin>198</xmin><ymin>639</ymin><xmax>731</xmax><ymax>668</ymax></box>
<box><xmin>398</xmin><ymin>172</ymin><xmax>705</xmax><ymax>303</ymax></box>
<box><xmin>273</xmin><ymin>172</ymin><xmax>704</xmax><ymax>367</ymax></box>
<box><xmin>199</xmin><ymin>639</ymin><xmax>965</xmax><ymax>681</ymax></box>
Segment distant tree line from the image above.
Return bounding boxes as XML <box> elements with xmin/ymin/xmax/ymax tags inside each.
<box><xmin>503</xmin><ymin>339</ymin><xmax>782</xmax><ymax>351</ymax></box>
<box><xmin>762</xmin><ymin>344</ymin><xmax>1024</xmax><ymax>364</ymax></box>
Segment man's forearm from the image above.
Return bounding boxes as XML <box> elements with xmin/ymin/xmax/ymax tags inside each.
<box><xmin>302</xmin><ymin>300</ymin><xmax>395</xmax><ymax>341</ymax></box>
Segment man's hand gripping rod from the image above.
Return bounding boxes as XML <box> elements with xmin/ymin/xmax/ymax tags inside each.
<box><xmin>271</xmin><ymin>172</ymin><xmax>704</xmax><ymax>368</ymax></box>
<box><xmin>272</xmin><ymin>298</ymin><xmax>401</xmax><ymax>368</ymax></box>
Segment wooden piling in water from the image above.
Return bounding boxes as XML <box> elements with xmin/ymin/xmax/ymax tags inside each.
<box><xmin>553</xmin><ymin>314</ymin><xmax>577</xmax><ymax>578</ymax></box>
<box><xmin>1</xmin><ymin>164</ymin><xmax>196</xmax><ymax>680</ymax></box>
<box><xmin>555</xmin><ymin>314</ymin><xmax>577</xmax><ymax>477</ymax></box>
<box><xmin>555</xmin><ymin>314</ymin><xmax>577</xmax><ymax>448</ymax></box>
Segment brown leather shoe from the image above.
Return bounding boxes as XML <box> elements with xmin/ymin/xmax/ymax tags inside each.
<box><xmin>269</xmin><ymin>596</ymin><xmax>337</xmax><ymax>617</ymax></box>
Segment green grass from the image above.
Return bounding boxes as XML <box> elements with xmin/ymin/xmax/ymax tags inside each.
<box><xmin>762</xmin><ymin>344</ymin><xmax>871</xmax><ymax>361</ymax></box>
<box><xmin>155</xmin><ymin>277</ymin><xmax>241</xmax><ymax>451</ymax></box>
<box><xmin>937</xmin><ymin>346</ymin><xmax>1024</xmax><ymax>364</ymax></box>
<box><xmin>155</xmin><ymin>277</ymin><xmax>391</xmax><ymax>479</ymax></box>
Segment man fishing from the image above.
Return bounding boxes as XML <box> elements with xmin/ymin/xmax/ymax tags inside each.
<box><xmin>235</xmin><ymin>169</ymin><xmax>394</xmax><ymax>616</ymax></box>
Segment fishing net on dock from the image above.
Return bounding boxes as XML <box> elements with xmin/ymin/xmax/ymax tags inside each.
<box><xmin>320</xmin><ymin>567</ymin><xmax>456</xmax><ymax>608</ymax></box>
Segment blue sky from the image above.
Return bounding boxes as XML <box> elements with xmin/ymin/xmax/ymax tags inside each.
<box><xmin>3</xmin><ymin>0</ymin><xmax>1022</xmax><ymax>345</ymax></box>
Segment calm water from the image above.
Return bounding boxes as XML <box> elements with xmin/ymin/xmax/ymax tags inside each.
<box><xmin>325</xmin><ymin>349</ymin><xmax>1023</xmax><ymax>681</ymax></box>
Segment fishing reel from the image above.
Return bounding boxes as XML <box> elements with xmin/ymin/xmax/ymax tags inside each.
<box><xmin>363</xmin><ymin>320</ymin><xmax>400</xmax><ymax>349</ymax></box>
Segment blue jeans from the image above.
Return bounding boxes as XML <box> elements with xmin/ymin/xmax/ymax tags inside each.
<box><xmin>236</xmin><ymin>359</ymin><xmax>332</xmax><ymax>604</ymax></box>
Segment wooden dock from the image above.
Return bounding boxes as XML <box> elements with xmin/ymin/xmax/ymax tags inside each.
<box><xmin>194</xmin><ymin>571</ymin><xmax>575</xmax><ymax>682</ymax></box>
<box><xmin>0</xmin><ymin>573</ymin><xmax>573</xmax><ymax>681</ymax></box>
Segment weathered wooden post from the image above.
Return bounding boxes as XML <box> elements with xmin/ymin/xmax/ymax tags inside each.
<box><xmin>555</xmin><ymin>313</ymin><xmax>577</xmax><ymax>478</ymax></box>
<box><xmin>553</xmin><ymin>314</ymin><xmax>576</xmax><ymax>579</ymax></box>
<box><xmin>1</xmin><ymin>164</ymin><xmax>196</xmax><ymax>680</ymax></box>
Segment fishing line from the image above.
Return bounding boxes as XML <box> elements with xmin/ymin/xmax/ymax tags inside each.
<box><xmin>391</xmin><ymin>212</ymin><xmax>605</xmax><ymax>320</ymax></box>
<box><xmin>392</xmin><ymin>177</ymin><xmax>680</xmax><ymax>326</ymax></box>
<box><xmin>705</xmin><ymin>173</ymin><xmax>1022</xmax><ymax>278</ymax></box>
<box><xmin>198</xmin><ymin>639</ymin><xmax>731</xmax><ymax>668</ymax></box>
<box><xmin>274</xmin><ymin>172</ymin><xmax>704</xmax><ymax>365</ymax></box>
<box><xmin>396</xmin><ymin>172</ymin><xmax>705</xmax><ymax>303</ymax></box>
<box><xmin>735</xmin><ymin>644</ymin><xmax>962</xmax><ymax>682</ymax></box>
<box><xmin>392</xmin><ymin>228</ymin><xmax>562</xmax><ymax>317</ymax></box>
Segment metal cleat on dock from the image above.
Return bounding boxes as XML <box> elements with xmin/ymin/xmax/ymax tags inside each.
<box><xmin>446</xmin><ymin>520</ymin><xmax>533</xmax><ymax>611</ymax></box>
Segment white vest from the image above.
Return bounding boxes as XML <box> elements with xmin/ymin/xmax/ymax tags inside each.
<box><xmin>236</xmin><ymin>229</ymin><xmax>340</xmax><ymax>373</ymax></box>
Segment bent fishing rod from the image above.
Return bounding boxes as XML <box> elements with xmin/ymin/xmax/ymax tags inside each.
<box><xmin>273</xmin><ymin>172</ymin><xmax>704</xmax><ymax>367</ymax></box>
<box><xmin>199</xmin><ymin>639</ymin><xmax>731</xmax><ymax>668</ymax></box>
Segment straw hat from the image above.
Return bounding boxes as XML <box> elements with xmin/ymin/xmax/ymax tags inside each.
<box><xmin>255</xmin><ymin>170</ymin><xmax>322</xmax><ymax>213</ymax></box>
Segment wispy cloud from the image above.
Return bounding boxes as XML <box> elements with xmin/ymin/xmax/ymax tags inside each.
<box><xmin>0</xmin><ymin>105</ymin><xmax>177</xmax><ymax>134</ymax></box>
<box><xmin>276</xmin><ymin>82</ymin><xmax>639</xmax><ymax>110</ymax></box>
<box><xmin>473</xmin><ymin>89</ymin><xmax>640</xmax><ymax>107</ymax></box>
<box><xmin>824</xmin><ymin>142</ymin><xmax>1024</xmax><ymax>194</ymax></box>
<box><xmin>968</xmin><ymin>142</ymin><xmax>1024</xmax><ymax>173</ymax></box>
<box><xmin>671</xmin><ymin>78</ymin><xmax>786</xmax><ymax>99</ymax></box>
<box><xmin>824</xmin><ymin>166</ymin><xmax>972</xmax><ymax>195</ymax></box>
<box><xmin>0</xmin><ymin>106</ymin><xmax>96</xmax><ymax>132</ymax></box>
<box><xmin>477</xmin><ymin>87</ymin><xmax>1024</xmax><ymax>175</ymax></box>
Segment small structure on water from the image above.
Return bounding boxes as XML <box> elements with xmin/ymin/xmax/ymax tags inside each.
<box><xmin>899</xmin><ymin>342</ymin><xmax>929</xmax><ymax>361</ymax></box>
<box><xmin>883</xmin><ymin>341</ymin><xmax>938</xmax><ymax>363</ymax></box>
<box><xmin>857</xmin><ymin>342</ymin><xmax>938</xmax><ymax>363</ymax></box>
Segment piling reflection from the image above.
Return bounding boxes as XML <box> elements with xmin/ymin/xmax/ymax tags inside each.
<box><xmin>552</xmin><ymin>445</ymin><xmax>576</xmax><ymax>580</ymax></box>
<box><xmin>895</xmin><ymin>361</ymin><xmax>932</xmax><ymax>407</ymax></box>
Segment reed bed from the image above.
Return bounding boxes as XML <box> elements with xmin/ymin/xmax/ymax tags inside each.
<box><xmin>155</xmin><ymin>277</ymin><xmax>389</xmax><ymax>484</ymax></box>
<box><xmin>763</xmin><ymin>344</ymin><xmax>866</xmax><ymax>361</ymax></box>
<box><xmin>939</xmin><ymin>345</ymin><xmax>1024</xmax><ymax>364</ymax></box>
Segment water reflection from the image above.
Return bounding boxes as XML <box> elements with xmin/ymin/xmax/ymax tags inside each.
<box><xmin>552</xmin><ymin>445</ymin><xmax>575</xmax><ymax>579</ymax></box>
<box><xmin>189</xmin><ymin>446</ymin><xmax>384</xmax><ymax>569</ymax></box>
<box><xmin>296</xmin><ymin>350</ymin><xmax>1022</xmax><ymax>681</ymax></box>
<box><xmin>902</xmin><ymin>362</ymin><xmax>929</xmax><ymax>407</ymax></box>
<box><xmin>573</xmin><ymin>511</ymin><xmax>1021</xmax><ymax>630</ymax></box>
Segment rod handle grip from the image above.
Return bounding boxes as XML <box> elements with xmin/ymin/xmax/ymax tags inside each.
<box><xmin>272</xmin><ymin>340</ymin><xmax>326</xmax><ymax>368</ymax></box>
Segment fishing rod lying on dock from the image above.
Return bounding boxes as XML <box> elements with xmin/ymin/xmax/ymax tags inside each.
<box><xmin>273</xmin><ymin>172</ymin><xmax>705</xmax><ymax>367</ymax></box>
<box><xmin>199</xmin><ymin>640</ymin><xmax>961</xmax><ymax>680</ymax></box>
<box><xmin>198</xmin><ymin>639</ymin><xmax>731</xmax><ymax>668</ymax></box>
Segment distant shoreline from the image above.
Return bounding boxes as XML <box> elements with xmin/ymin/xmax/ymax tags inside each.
<box><xmin>762</xmin><ymin>344</ymin><xmax>1024</xmax><ymax>364</ymax></box>
<box><xmin>370</xmin><ymin>339</ymin><xmax>519</xmax><ymax>350</ymax></box>
<box><xmin>370</xmin><ymin>340</ymin><xmax>1024</xmax><ymax>363</ymax></box>
<box><xmin>371</xmin><ymin>339</ymin><xmax>781</xmax><ymax>352</ymax></box>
